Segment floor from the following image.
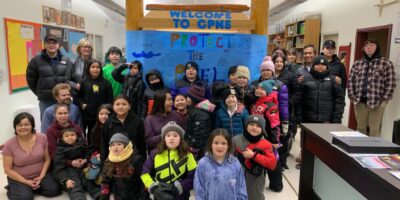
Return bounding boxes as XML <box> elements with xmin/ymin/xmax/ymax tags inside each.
<box><xmin>0</xmin><ymin>132</ymin><xmax>301</xmax><ymax>200</ymax></box>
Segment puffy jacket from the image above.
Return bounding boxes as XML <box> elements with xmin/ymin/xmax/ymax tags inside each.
<box><xmin>26</xmin><ymin>49</ymin><xmax>72</xmax><ymax>101</ymax></box>
<box><xmin>53</xmin><ymin>137</ymin><xmax>88</xmax><ymax>184</ymax></box>
<box><xmin>75</xmin><ymin>76</ymin><xmax>113</xmax><ymax>124</ymax></box>
<box><xmin>142</xmin><ymin>69</ymin><xmax>168</xmax><ymax>119</ymax></box>
<box><xmin>276</xmin><ymin>68</ymin><xmax>301</xmax><ymax>107</ymax></box>
<box><xmin>251</xmin><ymin>78</ymin><xmax>289</xmax><ymax>121</ymax></box>
<box><xmin>141</xmin><ymin>149</ymin><xmax>197</xmax><ymax>200</ymax></box>
<box><xmin>300</xmin><ymin>68</ymin><xmax>345</xmax><ymax>123</ymax></box>
<box><xmin>172</xmin><ymin>76</ymin><xmax>209</xmax><ymax>98</ymax></box>
<box><xmin>251</xmin><ymin>94</ymin><xmax>281</xmax><ymax>144</ymax></box>
<box><xmin>194</xmin><ymin>154</ymin><xmax>247</xmax><ymax>200</ymax></box>
<box><xmin>322</xmin><ymin>54</ymin><xmax>347</xmax><ymax>90</ymax></box>
<box><xmin>46</xmin><ymin>120</ymin><xmax>83</xmax><ymax>159</ymax></box>
<box><xmin>112</xmin><ymin>64</ymin><xmax>146</xmax><ymax>116</ymax></box>
<box><xmin>101</xmin><ymin>112</ymin><xmax>147</xmax><ymax>160</ymax></box>
<box><xmin>214</xmin><ymin>103</ymin><xmax>249</xmax><ymax>137</ymax></box>
<box><xmin>185</xmin><ymin>100</ymin><xmax>215</xmax><ymax>149</ymax></box>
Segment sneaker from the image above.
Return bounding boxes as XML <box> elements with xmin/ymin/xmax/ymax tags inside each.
<box><xmin>269</xmin><ymin>186</ymin><xmax>283</xmax><ymax>192</ymax></box>
<box><xmin>295</xmin><ymin>152</ymin><xmax>302</xmax><ymax>163</ymax></box>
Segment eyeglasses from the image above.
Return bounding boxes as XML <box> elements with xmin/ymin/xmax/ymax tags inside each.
<box><xmin>82</xmin><ymin>46</ymin><xmax>92</xmax><ymax>49</ymax></box>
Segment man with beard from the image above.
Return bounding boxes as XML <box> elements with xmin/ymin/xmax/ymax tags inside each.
<box><xmin>41</xmin><ymin>83</ymin><xmax>83</xmax><ymax>133</ymax></box>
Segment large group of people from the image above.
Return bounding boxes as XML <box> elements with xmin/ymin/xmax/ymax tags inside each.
<box><xmin>1</xmin><ymin>33</ymin><xmax>395</xmax><ymax>200</ymax></box>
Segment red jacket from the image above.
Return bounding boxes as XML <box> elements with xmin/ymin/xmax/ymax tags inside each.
<box><xmin>235</xmin><ymin>138</ymin><xmax>276</xmax><ymax>171</ymax></box>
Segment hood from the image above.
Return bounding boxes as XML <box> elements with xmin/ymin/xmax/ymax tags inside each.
<box><xmin>363</xmin><ymin>44</ymin><xmax>382</xmax><ymax>61</ymax></box>
<box><xmin>195</xmin><ymin>99</ymin><xmax>216</xmax><ymax>112</ymax></box>
<box><xmin>57</xmin><ymin>136</ymin><xmax>86</xmax><ymax>148</ymax></box>
<box><xmin>310</xmin><ymin>66</ymin><xmax>330</xmax><ymax>80</ymax></box>
<box><xmin>145</xmin><ymin>69</ymin><xmax>165</xmax><ymax>90</ymax></box>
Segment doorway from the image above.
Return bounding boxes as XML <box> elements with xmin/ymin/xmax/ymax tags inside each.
<box><xmin>348</xmin><ymin>24</ymin><xmax>392</xmax><ymax>130</ymax></box>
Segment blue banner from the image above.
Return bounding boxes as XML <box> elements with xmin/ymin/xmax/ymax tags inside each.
<box><xmin>126</xmin><ymin>30</ymin><xmax>267</xmax><ymax>87</ymax></box>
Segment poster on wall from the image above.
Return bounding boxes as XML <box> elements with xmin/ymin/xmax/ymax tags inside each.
<box><xmin>4</xmin><ymin>18</ymin><xmax>43</xmax><ymax>93</ymax></box>
<box><xmin>126</xmin><ymin>30</ymin><xmax>267</xmax><ymax>87</ymax></box>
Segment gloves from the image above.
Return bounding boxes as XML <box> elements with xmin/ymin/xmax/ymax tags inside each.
<box><xmin>100</xmin><ymin>184</ymin><xmax>110</xmax><ymax>199</ymax></box>
<box><xmin>281</xmin><ymin>121</ymin><xmax>289</xmax><ymax>136</ymax></box>
<box><xmin>149</xmin><ymin>182</ymin><xmax>179</xmax><ymax>200</ymax></box>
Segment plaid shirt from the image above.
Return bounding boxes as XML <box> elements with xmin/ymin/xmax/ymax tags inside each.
<box><xmin>348</xmin><ymin>56</ymin><xmax>396</xmax><ymax>108</ymax></box>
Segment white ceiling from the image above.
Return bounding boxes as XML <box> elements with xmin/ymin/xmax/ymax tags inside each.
<box><xmin>112</xmin><ymin>0</ymin><xmax>285</xmax><ymax>11</ymax></box>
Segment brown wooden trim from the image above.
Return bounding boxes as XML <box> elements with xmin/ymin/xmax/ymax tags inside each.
<box><xmin>146</xmin><ymin>4</ymin><xmax>250</xmax><ymax>12</ymax></box>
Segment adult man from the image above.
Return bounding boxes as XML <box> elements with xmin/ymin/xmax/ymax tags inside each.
<box><xmin>26</xmin><ymin>34</ymin><xmax>72</xmax><ymax>118</ymax></box>
<box><xmin>297</xmin><ymin>44</ymin><xmax>316</xmax><ymax>83</ymax></box>
<box><xmin>321</xmin><ymin>40</ymin><xmax>347</xmax><ymax>90</ymax></box>
<box><xmin>41</xmin><ymin>83</ymin><xmax>83</xmax><ymax>133</ymax></box>
<box><xmin>348</xmin><ymin>39</ymin><xmax>396</xmax><ymax>137</ymax></box>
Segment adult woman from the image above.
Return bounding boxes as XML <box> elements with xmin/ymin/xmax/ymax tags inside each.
<box><xmin>70</xmin><ymin>38</ymin><xmax>93</xmax><ymax>93</ymax></box>
<box><xmin>3</xmin><ymin>112</ymin><xmax>61</xmax><ymax>199</ymax></box>
<box><xmin>144</xmin><ymin>89</ymin><xmax>185</xmax><ymax>151</ymax></box>
<box><xmin>101</xmin><ymin>94</ymin><xmax>147</xmax><ymax>161</ymax></box>
<box><xmin>46</xmin><ymin>103</ymin><xmax>83</xmax><ymax>159</ymax></box>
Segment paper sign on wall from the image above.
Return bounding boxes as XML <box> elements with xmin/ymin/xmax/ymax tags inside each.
<box><xmin>126</xmin><ymin>30</ymin><xmax>267</xmax><ymax>87</ymax></box>
<box><xmin>20</xmin><ymin>24</ymin><xmax>34</xmax><ymax>39</ymax></box>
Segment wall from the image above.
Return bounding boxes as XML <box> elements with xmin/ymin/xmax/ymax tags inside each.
<box><xmin>269</xmin><ymin>0</ymin><xmax>400</xmax><ymax>140</ymax></box>
<box><xmin>0</xmin><ymin>0</ymin><xmax>125</xmax><ymax>143</ymax></box>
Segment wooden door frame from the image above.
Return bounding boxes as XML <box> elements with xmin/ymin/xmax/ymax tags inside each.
<box><xmin>348</xmin><ymin>24</ymin><xmax>392</xmax><ymax>130</ymax></box>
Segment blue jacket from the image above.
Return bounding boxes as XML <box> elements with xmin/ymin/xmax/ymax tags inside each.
<box><xmin>194</xmin><ymin>154</ymin><xmax>247</xmax><ymax>200</ymax></box>
<box><xmin>215</xmin><ymin>103</ymin><xmax>249</xmax><ymax>137</ymax></box>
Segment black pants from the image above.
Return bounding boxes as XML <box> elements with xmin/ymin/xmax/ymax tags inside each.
<box><xmin>278</xmin><ymin>130</ymin><xmax>293</xmax><ymax>166</ymax></box>
<box><xmin>267</xmin><ymin>162</ymin><xmax>283</xmax><ymax>191</ymax></box>
<box><xmin>7</xmin><ymin>172</ymin><xmax>61</xmax><ymax>200</ymax></box>
<box><xmin>63</xmin><ymin>168</ymin><xmax>100</xmax><ymax>200</ymax></box>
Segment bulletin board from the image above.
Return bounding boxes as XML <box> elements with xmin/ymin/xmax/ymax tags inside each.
<box><xmin>4</xmin><ymin>18</ymin><xmax>86</xmax><ymax>94</ymax></box>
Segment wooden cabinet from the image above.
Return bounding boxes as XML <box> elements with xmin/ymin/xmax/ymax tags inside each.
<box><xmin>267</xmin><ymin>32</ymin><xmax>284</xmax><ymax>55</ymax></box>
<box><xmin>284</xmin><ymin>18</ymin><xmax>321</xmax><ymax>63</ymax></box>
<box><xmin>267</xmin><ymin>18</ymin><xmax>320</xmax><ymax>63</ymax></box>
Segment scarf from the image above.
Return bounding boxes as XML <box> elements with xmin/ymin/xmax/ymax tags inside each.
<box><xmin>108</xmin><ymin>142</ymin><xmax>133</xmax><ymax>163</ymax></box>
<box><xmin>243</xmin><ymin>130</ymin><xmax>263</xmax><ymax>143</ymax></box>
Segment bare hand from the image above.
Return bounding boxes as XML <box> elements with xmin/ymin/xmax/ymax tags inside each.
<box><xmin>242</xmin><ymin>148</ymin><xmax>255</xmax><ymax>159</ymax></box>
<box><xmin>71</xmin><ymin>159</ymin><xmax>81</xmax><ymax>168</ymax></box>
<box><xmin>82</xmin><ymin>104</ymin><xmax>87</xmax><ymax>110</ymax></box>
<box><xmin>76</xmin><ymin>83</ymin><xmax>81</xmax><ymax>91</ymax></box>
<box><xmin>272</xmin><ymin>143</ymin><xmax>279</xmax><ymax>149</ymax></box>
<box><xmin>25</xmin><ymin>179</ymin><xmax>40</xmax><ymax>190</ymax></box>
<box><xmin>33</xmin><ymin>175</ymin><xmax>44</xmax><ymax>187</ymax></box>
<box><xmin>297</xmin><ymin>75</ymin><xmax>304</xmax><ymax>83</ymax></box>
<box><xmin>66</xmin><ymin>179</ymin><xmax>75</xmax><ymax>189</ymax></box>
<box><xmin>96</xmin><ymin>154</ymin><xmax>101</xmax><ymax>161</ymax></box>
<box><xmin>335</xmin><ymin>76</ymin><xmax>341</xmax><ymax>85</ymax></box>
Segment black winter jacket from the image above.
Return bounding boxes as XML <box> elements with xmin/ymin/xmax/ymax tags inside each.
<box><xmin>26</xmin><ymin>49</ymin><xmax>72</xmax><ymax>101</ymax></box>
<box><xmin>142</xmin><ymin>69</ymin><xmax>168</xmax><ymax>119</ymax></box>
<box><xmin>53</xmin><ymin>137</ymin><xmax>88</xmax><ymax>184</ymax></box>
<box><xmin>185</xmin><ymin>106</ymin><xmax>214</xmax><ymax>149</ymax></box>
<box><xmin>112</xmin><ymin>64</ymin><xmax>146</xmax><ymax>116</ymax></box>
<box><xmin>276</xmin><ymin>68</ymin><xmax>301</xmax><ymax>107</ymax></box>
<box><xmin>75</xmin><ymin>76</ymin><xmax>113</xmax><ymax>123</ymax></box>
<box><xmin>326</xmin><ymin>54</ymin><xmax>347</xmax><ymax>90</ymax></box>
<box><xmin>101</xmin><ymin>112</ymin><xmax>147</xmax><ymax>161</ymax></box>
<box><xmin>299</xmin><ymin>68</ymin><xmax>345</xmax><ymax>123</ymax></box>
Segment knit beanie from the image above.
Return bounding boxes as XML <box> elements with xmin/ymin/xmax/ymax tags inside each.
<box><xmin>244</xmin><ymin>115</ymin><xmax>266</xmax><ymax>142</ymax></box>
<box><xmin>221</xmin><ymin>86</ymin><xmax>239</xmax><ymax>102</ymax></box>
<box><xmin>187</xmin><ymin>85</ymin><xmax>206</xmax><ymax>104</ymax></box>
<box><xmin>257</xmin><ymin>80</ymin><xmax>275</xmax><ymax>95</ymax></box>
<box><xmin>312</xmin><ymin>55</ymin><xmax>329</xmax><ymax>68</ymax></box>
<box><xmin>260</xmin><ymin>56</ymin><xmax>275</xmax><ymax>74</ymax></box>
<box><xmin>235</xmin><ymin>66</ymin><xmax>250</xmax><ymax>80</ymax></box>
<box><xmin>161</xmin><ymin>121</ymin><xmax>185</xmax><ymax>139</ymax></box>
<box><xmin>185</xmin><ymin>61</ymin><xmax>199</xmax><ymax>72</ymax></box>
<box><xmin>109</xmin><ymin>133</ymin><xmax>130</xmax><ymax>146</ymax></box>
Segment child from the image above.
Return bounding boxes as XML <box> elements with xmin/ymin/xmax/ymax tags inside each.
<box><xmin>101</xmin><ymin>133</ymin><xmax>146</xmax><ymax>199</ymax></box>
<box><xmin>185</xmin><ymin>85</ymin><xmax>215</xmax><ymax>160</ymax></box>
<box><xmin>174</xmin><ymin>93</ymin><xmax>189</xmax><ymax>125</ymax></box>
<box><xmin>75</xmin><ymin>59</ymin><xmax>113</xmax><ymax>138</ymax></box>
<box><xmin>142</xmin><ymin>69</ymin><xmax>168</xmax><ymax>118</ymax></box>
<box><xmin>233</xmin><ymin>115</ymin><xmax>277</xmax><ymax>200</ymax></box>
<box><xmin>194</xmin><ymin>128</ymin><xmax>247</xmax><ymax>200</ymax></box>
<box><xmin>215</xmin><ymin>86</ymin><xmax>249</xmax><ymax>137</ymax></box>
<box><xmin>141</xmin><ymin>121</ymin><xmax>197</xmax><ymax>200</ymax></box>
<box><xmin>53</xmin><ymin>128</ymin><xmax>100</xmax><ymax>200</ymax></box>
<box><xmin>112</xmin><ymin>60</ymin><xmax>146</xmax><ymax>116</ymax></box>
<box><xmin>87</xmin><ymin>104</ymin><xmax>113</xmax><ymax>186</ymax></box>
<box><xmin>252</xmin><ymin>80</ymin><xmax>283</xmax><ymax>192</ymax></box>
<box><xmin>103</xmin><ymin>46</ymin><xmax>124</xmax><ymax>97</ymax></box>
<box><xmin>235</xmin><ymin>65</ymin><xmax>255</xmax><ymax>112</ymax></box>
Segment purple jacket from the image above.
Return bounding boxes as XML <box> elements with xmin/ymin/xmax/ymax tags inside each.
<box><xmin>144</xmin><ymin>110</ymin><xmax>185</xmax><ymax>151</ymax></box>
<box><xmin>275</xmin><ymin>80</ymin><xmax>289</xmax><ymax>121</ymax></box>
